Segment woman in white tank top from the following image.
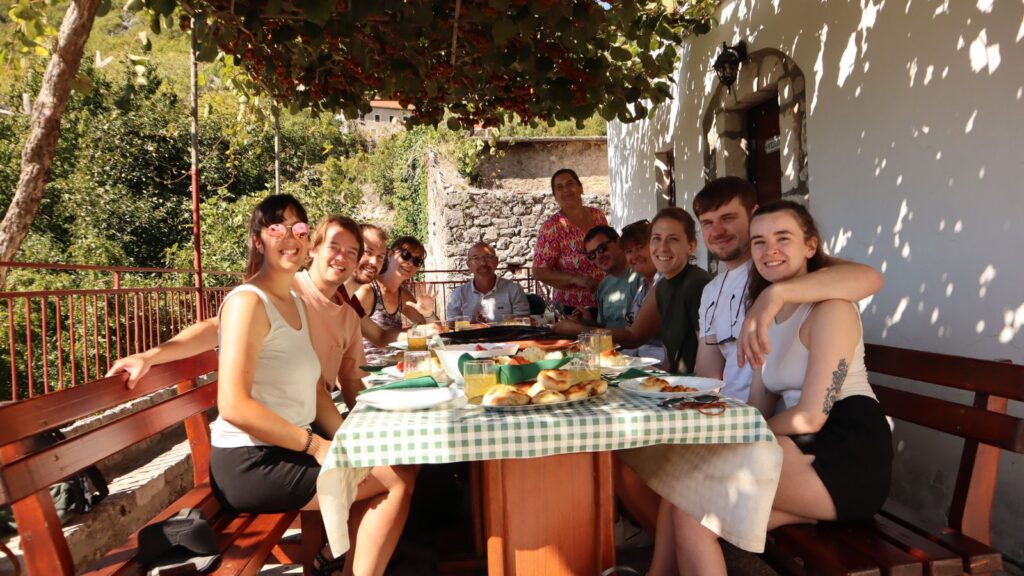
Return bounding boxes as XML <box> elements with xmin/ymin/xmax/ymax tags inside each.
<box><xmin>209</xmin><ymin>195</ymin><xmax>329</xmax><ymax>514</ymax></box>
<box><xmin>650</xmin><ymin>202</ymin><xmax>891</xmax><ymax>576</ymax></box>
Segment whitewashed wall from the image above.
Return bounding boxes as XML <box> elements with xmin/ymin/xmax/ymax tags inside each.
<box><xmin>608</xmin><ymin>0</ymin><xmax>1024</xmax><ymax>562</ymax></box>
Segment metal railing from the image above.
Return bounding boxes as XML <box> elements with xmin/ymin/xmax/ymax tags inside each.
<box><xmin>1</xmin><ymin>261</ymin><xmax>239</xmax><ymax>401</ymax></box>
<box><xmin>1</xmin><ymin>261</ymin><xmax>549</xmax><ymax>401</ymax></box>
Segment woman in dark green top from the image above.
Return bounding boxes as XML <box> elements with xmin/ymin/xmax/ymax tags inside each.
<box><xmin>651</xmin><ymin>207</ymin><xmax>711</xmax><ymax>373</ymax></box>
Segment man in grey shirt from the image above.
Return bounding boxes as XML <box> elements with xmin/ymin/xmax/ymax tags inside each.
<box><xmin>446</xmin><ymin>242</ymin><xmax>530</xmax><ymax>322</ymax></box>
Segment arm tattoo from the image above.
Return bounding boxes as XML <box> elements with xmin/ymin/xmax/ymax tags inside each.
<box><xmin>822</xmin><ymin>359</ymin><xmax>849</xmax><ymax>415</ymax></box>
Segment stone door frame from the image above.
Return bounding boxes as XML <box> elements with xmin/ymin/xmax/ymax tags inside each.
<box><xmin>701</xmin><ymin>48</ymin><xmax>809</xmax><ymax>204</ymax></box>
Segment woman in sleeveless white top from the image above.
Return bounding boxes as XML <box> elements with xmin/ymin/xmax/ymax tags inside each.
<box><xmin>649</xmin><ymin>202</ymin><xmax>891</xmax><ymax>576</ymax></box>
<box><xmin>209</xmin><ymin>195</ymin><xmax>332</xmax><ymax>514</ymax></box>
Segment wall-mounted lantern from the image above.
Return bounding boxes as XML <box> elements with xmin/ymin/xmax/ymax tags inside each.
<box><xmin>713</xmin><ymin>41</ymin><xmax>748</xmax><ymax>92</ymax></box>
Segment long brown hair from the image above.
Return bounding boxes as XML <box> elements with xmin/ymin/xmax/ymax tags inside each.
<box><xmin>244</xmin><ymin>194</ymin><xmax>309</xmax><ymax>280</ymax></box>
<box><xmin>746</xmin><ymin>200</ymin><xmax>826</xmax><ymax>306</ymax></box>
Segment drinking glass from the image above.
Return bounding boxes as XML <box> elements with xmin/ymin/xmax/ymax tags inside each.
<box><xmin>406</xmin><ymin>325</ymin><xmax>430</xmax><ymax>351</ymax></box>
<box><xmin>463</xmin><ymin>359</ymin><xmax>497</xmax><ymax>401</ymax></box>
<box><xmin>453</xmin><ymin>315</ymin><xmax>471</xmax><ymax>331</ymax></box>
<box><xmin>582</xmin><ymin>329</ymin><xmax>613</xmax><ymax>354</ymax></box>
<box><xmin>403</xmin><ymin>351</ymin><xmax>432</xmax><ymax>379</ymax></box>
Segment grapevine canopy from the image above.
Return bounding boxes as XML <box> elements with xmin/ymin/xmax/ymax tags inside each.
<box><xmin>166</xmin><ymin>0</ymin><xmax>717</xmax><ymax>128</ymax></box>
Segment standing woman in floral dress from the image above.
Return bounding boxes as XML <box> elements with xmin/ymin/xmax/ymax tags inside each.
<box><xmin>533</xmin><ymin>168</ymin><xmax>608</xmax><ymax>317</ymax></box>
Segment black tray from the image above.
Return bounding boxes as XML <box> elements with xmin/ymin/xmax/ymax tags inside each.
<box><xmin>440</xmin><ymin>325</ymin><xmax>561</xmax><ymax>344</ymax></box>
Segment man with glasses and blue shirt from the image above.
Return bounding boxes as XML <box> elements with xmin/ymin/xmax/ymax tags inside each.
<box><xmin>446</xmin><ymin>242</ymin><xmax>530</xmax><ymax>322</ymax></box>
<box><xmin>693</xmin><ymin>177</ymin><xmax>884</xmax><ymax>401</ymax></box>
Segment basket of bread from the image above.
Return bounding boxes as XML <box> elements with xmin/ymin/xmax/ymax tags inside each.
<box><xmin>480</xmin><ymin>368</ymin><xmax>608</xmax><ymax>410</ymax></box>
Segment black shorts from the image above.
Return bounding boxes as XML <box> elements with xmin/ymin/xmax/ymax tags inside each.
<box><xmin>788</xmin><ymin>395</ymin><xmax>893</xmax><ymax>523</ymax></box>
<box><xmin>210</xmin><ymin>445</ymin><xmax>319</xmax><ymax>513</ymax></box>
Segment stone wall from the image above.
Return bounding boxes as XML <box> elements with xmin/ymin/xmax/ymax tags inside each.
<box><xmin>425</xmin><ymin>137</ymin><xmax>610</xmax><ymax>279</ymax></box>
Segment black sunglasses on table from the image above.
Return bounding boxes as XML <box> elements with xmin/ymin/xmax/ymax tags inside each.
<box><xmin>585</xmin><ymin>240</ymin><xmax>612</xmax><ymax>261</ymax></box>
<box><xmin>398</xmin><ymin>248</ymin><xmax>425</xmax><ymax>267</ymax></box>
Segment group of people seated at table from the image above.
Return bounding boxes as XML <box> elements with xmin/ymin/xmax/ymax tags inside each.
<box><xmin>106</xmin><ymin>169</ymin><xmax>892</xmax><ymax>576</ymax></box>
<box><xmin>532</xmin><ymin>171</ymin><xmax>890</xmax><ymax>575</ymax></box>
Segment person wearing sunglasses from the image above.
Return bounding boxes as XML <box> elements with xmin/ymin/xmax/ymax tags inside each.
<box><xmin>446</xmin><ymin>241</ymin><xmax>530</xmax><ymax>323</ymax></box>
<box><xmin>354</xmin><ymin>236</ymin><xmax>438</xmax><ymax>364</ymax></box>
<box><xmin>533</xmin><ymin>168</ymin><xmax>608</xmax><ymax>316</ymax></box>
<box><xmin>553</xmin><ymin>225</ymin><xmax>643</xmax><ymax>335</ymax></box>
<box><xmin>651</xmin><ymin>202</ymin><xmax>891</xmax><ymax>576</ymax></box>
<box><xmin>107</xmin><ymin>198</ymin><xmax>416</xmax><ymax>575</ymax></box>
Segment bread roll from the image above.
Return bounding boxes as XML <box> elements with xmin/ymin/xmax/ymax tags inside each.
<box><xmin>585</xmin><ymin>379</ymin><xmax>608</xmax><ymax>396</ymax></box>
<box><xmin>531</xmin><ymin>390</ymin><xmax>566</xmax><ymax>404</ymax></box>
<box><xmin>564</xmin><ymin>383</ymin><xmax>590</xmax><ymax>401</ymax></box>
<box><xmin>537</xmin><ymin>369</ymin><xmax>573</xmax><ymax>392</ymax></box>
<box><xmin>483</xmin><ymin>386</ymin><xmax>530</xmax><ymax>406</ymax></box>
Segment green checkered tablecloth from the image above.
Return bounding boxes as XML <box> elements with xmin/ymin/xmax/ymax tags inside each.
<box><xmin>324</xmin><ymin>387</ymin><xmax>773</xmax><ymax>468</ymax></box>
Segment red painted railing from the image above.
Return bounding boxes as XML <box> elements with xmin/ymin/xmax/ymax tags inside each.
<box><xmin>1</xmin><ymin>262</ymin><xmax>548</xmax><ymax>401</ymax></box>
<box><xmin>0</xmin><ymin>261</ymin><xmax>239</xmax><ymax>401</ymax></box>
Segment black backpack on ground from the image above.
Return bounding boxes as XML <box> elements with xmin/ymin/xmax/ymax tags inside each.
<box><xmin>0</xmin><ymin>429</ymin><xmax>109</xmax><ymax>532</ymax></box>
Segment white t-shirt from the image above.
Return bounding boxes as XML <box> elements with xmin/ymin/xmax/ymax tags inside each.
<box><xmin>698</xmin><ymin>260</ymin><xmax>753</xmax><ymax>401</ymax></box>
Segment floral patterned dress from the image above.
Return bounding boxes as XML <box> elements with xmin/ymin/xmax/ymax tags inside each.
<box><xmin>532</xmin><ymin>206</ymin><xmax>607</xmax><ymax>309</ymax></box>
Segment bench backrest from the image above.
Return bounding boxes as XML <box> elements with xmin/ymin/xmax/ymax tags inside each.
<box><xmin>0</xmin><ymin>351</ymin><xmax>218</xmax><ymax>576</ymax></box>
<box><xmin>865</xmin><ymin>343</ymin><xmax>1023</xmax><ymax>543</ymax></box>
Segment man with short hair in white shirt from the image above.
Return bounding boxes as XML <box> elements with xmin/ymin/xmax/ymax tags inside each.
<box><xmin>447</xmin><ymin>242</ymin><xmax>530</xmax><ymax>322</ymax></box>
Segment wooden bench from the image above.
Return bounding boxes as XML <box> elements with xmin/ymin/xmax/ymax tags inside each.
<box><xmin>0</xmin><ymin>351</ymin><xmax>325</xmax><ymax>576</ymax></box>
<box><xmin>763</xmin><ymin>343</ymin><xmax>1023</xmax><ymax>576</ymax></box>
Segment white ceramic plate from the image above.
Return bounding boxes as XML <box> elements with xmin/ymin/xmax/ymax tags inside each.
<box><xmin>472</xmin><ymin>391</ymin><xmax>604</xmax><ymax>411</ymax></box>
<box><xmin>618</xmin><ymin>376</ymin><xmax>724</xmax><ymax>399</ymax></box>
<box><xmin>434</xmin><ymin>343</ymin><xmax>521</xmax><ymax>384</ymax></box>
<box><xmin>599</xmin><ymin>356</ymin><xmax>662</xmax><ymax>373</ymax></box>
<box><xmin>357</xmin><ymin>387</ymin><xmax>464</xmax><ymax>411</ymax></box>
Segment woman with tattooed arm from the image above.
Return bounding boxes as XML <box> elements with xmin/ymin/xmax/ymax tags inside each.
<box><xmin>648</xmin><ymin>201</ymin><xmax>892</xmax><ymax>576</ymax></box>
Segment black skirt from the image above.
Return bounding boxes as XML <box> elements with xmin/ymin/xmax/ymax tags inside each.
<box><xmin>210</xmin><ymin>445</ymin><xmax>319</xmax><ymax>513</ymax></box>
<box><xmin>788</xmin><ymin>395</ymin><xmax>893</xmax><ymax>522</ymax></box>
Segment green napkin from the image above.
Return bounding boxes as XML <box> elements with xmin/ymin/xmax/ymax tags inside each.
<box><xmin>358</xmin><ymin>376</ymin><xmax>440</xmax><ymax>394</ymax></box>
<box><xmin>614</xmin><ymin>368</ymin><xmax>660</xmax><ymax>382</ymax></box>
<box><xmin>611</xmin><ymin>368</ymin><xmax>691</xmax><ymax>385</ymax></box>
<box><xmin>456</xmin><ymin>353</ymin><xmax>574</xmax><ymax>385</ymax></box>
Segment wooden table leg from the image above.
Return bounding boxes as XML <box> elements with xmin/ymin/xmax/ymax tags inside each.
<box><xmin>482</xmin><ymin>452</ymin><xmax>616</xmax><ymax>576</ymax></box>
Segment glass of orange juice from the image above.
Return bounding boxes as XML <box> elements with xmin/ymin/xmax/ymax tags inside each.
<box><xmin>406</xmin><ymin>325</ymin><xmax>430</xmax><ymax>351</ymax></box>
<box><xmin>403</xmin><ymin>351</ymin><xmax>432</xmax><ymax>379</ymax></box>
<box><xmin>453</xmin><ymin>315</ymin><xmax>471</xmax><ymax>331</ymax></box>
<box><xmin>463</xmin><ymin>359</ymin><xmax>497</xmax><ymax>402</ymax></box>
<box><xmin>582</xmin><ymin>329</ymin><xmax>613</xmax><ymax>354</ymax></box>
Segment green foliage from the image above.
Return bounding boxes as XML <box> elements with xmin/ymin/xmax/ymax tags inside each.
<box><xmin>169</xmin><ymin>0</ymin><xmax>718</xmax><ymax>128</ymax></box>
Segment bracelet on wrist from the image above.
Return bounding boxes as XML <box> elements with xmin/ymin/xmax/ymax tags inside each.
<box><xmin>301</xmin><ymin>429</ymin><xmax>314</xmax><ymax>455</ymax></box>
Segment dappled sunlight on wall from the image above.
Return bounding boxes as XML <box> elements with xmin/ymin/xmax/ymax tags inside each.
<box><xmin>608</xmin><ymin>0</ymin><xmax>1024</xmax><ymax>559</ymax></box>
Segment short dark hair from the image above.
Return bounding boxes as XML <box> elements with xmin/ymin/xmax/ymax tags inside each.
<box><xmin>312</xmin><ymin>215</ymin><xmax>364</xmax><ymax>260</ymax></box>
<box><xmin>619</xmin><ymin>219</ymin><xmax>651</xmax><ymax>248</ymax></box>
<box><xmin>390</xmin><ymin>235</ymin><xmax>425</xmax><ymax>254</ymax></box>
<box><xmin>692</xmin><ymin>176</ymin><xmax>757</xmax><ymax>218</ymax></box>
<box><xmin>584</xmin><ymin>225</ymin><xmax>619</xmax><ymax>245</ymax></box>
<box><xmin>550</xmin><ymin>168</ymin><xmax>582</xmax><ymax>193</ymax></box>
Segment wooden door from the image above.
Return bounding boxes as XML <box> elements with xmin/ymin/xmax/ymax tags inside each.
<box><xmin>746</xmin><ymin>98</ymin><xmax>783</xmax><ymax>205</ymax></box>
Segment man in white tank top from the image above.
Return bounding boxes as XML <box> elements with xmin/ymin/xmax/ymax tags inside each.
<box><xmin>691</xmin><ymin>177</ymin><xmax>884</xmax><ymax>401</ymax></box>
